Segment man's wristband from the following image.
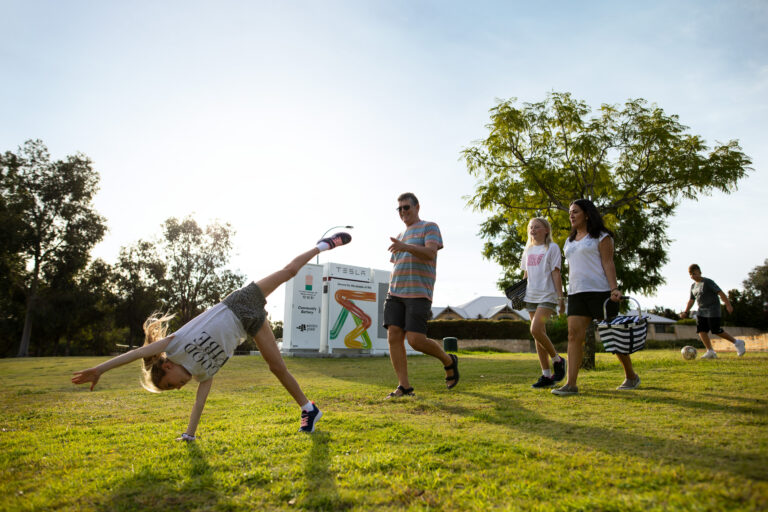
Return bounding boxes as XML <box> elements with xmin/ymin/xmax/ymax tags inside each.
<box><xmin>611</xmin><ymin>288</ymin><xmax>620</xmax><ymax>292</ymax></box>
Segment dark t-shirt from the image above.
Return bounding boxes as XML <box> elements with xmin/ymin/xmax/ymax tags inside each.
<box><xmin>690</xmin><ymin>277</ymin><xmax>722</xmax><ymax>318</ymax></box>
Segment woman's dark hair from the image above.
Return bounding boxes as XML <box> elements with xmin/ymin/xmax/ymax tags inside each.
<box><xmin>568</xmin><ymin>199</ymin><xmax>614</xmax><ymax>241</ymax></box>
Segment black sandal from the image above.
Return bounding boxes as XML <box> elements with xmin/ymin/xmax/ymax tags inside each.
<box><xmin>444</xmin><ymin>354</ymin><xmax>460</xmax><ymax>389</ymax></box>
<box><xmin>386</xmin><ymin>385</ymin><xmax>415</xmax><ymax>399</ymax></box>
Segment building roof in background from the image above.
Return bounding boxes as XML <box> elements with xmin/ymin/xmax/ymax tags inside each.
<box><xmin>430</xmin><ymin>299</ymin><xmax>679</xmax><ymax>324</ymax></box>
<box><xmin>432</xmin><ymin>296</ymin><xmax>527</xmax><ymax>321</ymax></box>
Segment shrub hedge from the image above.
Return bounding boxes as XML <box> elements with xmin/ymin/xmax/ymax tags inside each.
<box><xmin>427</xmin><ymin>319</ymin><xmax>532</xmax><ymax>340</ymax></box>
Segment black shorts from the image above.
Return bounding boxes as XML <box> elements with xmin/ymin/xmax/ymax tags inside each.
<box><xmin>383</xmin><ymin>294</ymin><xmax>432</xmax><ymax>334</ymax></box>
<box><xmin>566</xmin><ymin>291</ymin><xmax>618</xmax><ymax>320</ymax></box>
<box><xmin>696</xmin><ymin>316</ymin><xmax>724</xmax><ymax>335</ymax></box>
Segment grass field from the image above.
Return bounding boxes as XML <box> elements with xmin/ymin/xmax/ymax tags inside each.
<box><xmin>1</xmin><ymin>350</ymin><xmax>766</xmax><ymax>511</ymax></box>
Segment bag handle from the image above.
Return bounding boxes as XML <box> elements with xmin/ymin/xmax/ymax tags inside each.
<box><xmin>602</xmin><ymin>296</ymin><xmax>643</xmax><ymax>320</ymax></box>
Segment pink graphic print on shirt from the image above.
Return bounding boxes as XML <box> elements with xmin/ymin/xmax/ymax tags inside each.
<box><xmin>527</xmin><ymin>253</ymin><xmax>544</xmax><ymax>267</ymax></box>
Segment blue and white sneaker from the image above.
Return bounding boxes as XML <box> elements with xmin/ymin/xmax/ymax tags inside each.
<box><xmin>299</xmin><ymin>402</ymin><xmax>323</xmax><ymax>433</ymax></box>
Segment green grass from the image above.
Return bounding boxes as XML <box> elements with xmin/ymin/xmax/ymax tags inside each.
<box><xmin>1</xmin><ymin>351</ymin><xmax>766</xmax><ymax>511</ymax></box>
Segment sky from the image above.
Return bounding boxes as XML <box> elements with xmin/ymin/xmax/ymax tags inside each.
<box><xmin>2</xmin><ymin>0</ymin><xmax>767</xmax><ymax>322</ymax></box>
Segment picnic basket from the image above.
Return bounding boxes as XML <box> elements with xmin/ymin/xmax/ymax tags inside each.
<box><xmin>597</xmin><ymin>296</ymin><xmax>649</xmax><ymax>354</ymax></box>
<box><xmin>504</xmin><ymin>278</ymin><xmax>527</xmax><ymax>310</ymax></box>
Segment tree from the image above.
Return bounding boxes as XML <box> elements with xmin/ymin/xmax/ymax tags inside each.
<box><xmin>0</xmin><ymin>151</ymin><xmax>27</xmax><ymax>356</ymax></box>
<box><xmin>112</xmin><ymin>240</ymin><xmax>166</xmax><ymax>347</ymax></box>
<box><xmin>39</xmin><ymin>258</ymin><xmax>117</xmax><ymax>356</ymax></box>
<box><xmin>648</xmin><ymin>306</ymin><xmax>680</xmax><ymax>321</ymax></box>
<box><xmin>1</xmin><ymin>140</ymin><xmax>107</xmax><ymax>357</ymax></box>
<box><xmin>109</xmin><ymin>217</ymin><xmax>246</xmax><ymax>342</ymax></box>
<box><xmin>463</xmin><ymin>92</ymin><xmax>752</xmax><ymax>367</ymax></box>
<box><xmin>724</xmin><ymin>259</ymin><xmax>768</xmax><ymax>329</ymax></box>
<box><xmin>158</xmin><ymin>216</ymin><xmax>246</xmax><ymax>324</ymax></box>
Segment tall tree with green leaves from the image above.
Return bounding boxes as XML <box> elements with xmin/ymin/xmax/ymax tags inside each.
<box><xmin>1</xmin><ymin>140</ymin><xmax>107</xmax><ymax>357</ymax></box>
<box><xmin>724</xmin><ymin>258</ymin><xmax>768</xmax><ymax>329</ymax></box>
<box><xmin>463</xmin><ymin>92</ymin><xmax>751</xmax><ymax>367</ymax></box>
<box><xmin>112</xmin><ymin>240</ymin><xmax>166</xmax><ymax>348</ymax></box>
<box><xmin>158</xmin><ymin>216</ymin><xmax>246</xmax><ymax>324</ymax></box>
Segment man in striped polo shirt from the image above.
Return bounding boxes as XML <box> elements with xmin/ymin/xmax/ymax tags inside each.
<box><xmin>383</xmin><ymin>192</ymin><xmax>459</xmax><ymax>398</ymax></box>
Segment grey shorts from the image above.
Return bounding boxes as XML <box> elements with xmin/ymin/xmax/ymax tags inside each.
<box><xmin>525</xmin><ymin>301</ymin><xmax>557</xmax><ymax>312</ymax></box>
<box><xmin>222</xmin><ymin>282</ymin><xmax>268</xmax><ymax>337</ymax></box>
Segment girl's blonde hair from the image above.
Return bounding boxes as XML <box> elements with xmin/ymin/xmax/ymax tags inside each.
<box><xmin>526</xmin><ymin>217</ymin><xmax>553</xmax><ymax>248</ymax></box>
<box><xmin>140</xmin><ymin>312</ymin><xmax>175</xmax><ymax>393</ymax></box>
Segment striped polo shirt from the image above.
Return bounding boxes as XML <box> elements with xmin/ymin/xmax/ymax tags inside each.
<box><xmin>388</xmin><ymin>220</ymin><xmax>443</xmax><ymax>300</ymax></box>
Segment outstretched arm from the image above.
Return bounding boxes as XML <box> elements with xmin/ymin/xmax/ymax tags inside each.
<box><xmin>71</xmin><ymin>337</ymin><xmax>174</xmax><ymax>390</ymax></box>
<box><xmin>718</xmin><ymin>290</ymin><xmax>734</xmax><ymax>314</ymax></box>
<box><xmin>181</xmin><ymin>377</ymin><xmax>213</xmax><ymax>439</ymax></box>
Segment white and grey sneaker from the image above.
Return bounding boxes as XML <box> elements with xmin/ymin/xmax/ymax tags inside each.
<box><xmin>551</xmin><ymin>384</ymin><xmax>579</xmax><ymax>396</ymax></box>
<box><xmin>700</xmin><ymin>350</ymin><xmax>718</xmax><ymax>360</ymax></box>
<box><xmin>617</xmin><ymin>375</ymin><xmax>641</xmax><ymax>390</ymax></box>
<box><xmin>734</xmin><ymin>339</ymin><xmax>746</xmax><ymax>357</ymax></box>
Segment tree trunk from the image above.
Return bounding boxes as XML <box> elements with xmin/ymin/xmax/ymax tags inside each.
<box><xmin>17</xmin><ymin>295</ymin><xmax>35</xmax><ymax>357</ymax></box>
<box><xmin>18</xmin><ymin>262</ymin><xmax>40</xmax><ymax>358</ymax></box>
<box><xmin>581</xmin><ymin>320</ymin><xmax>596</xmax><ymax>370</ymax></box>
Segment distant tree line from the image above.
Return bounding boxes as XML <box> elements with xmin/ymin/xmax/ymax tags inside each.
<box><xmin>1</xmin><ymin>139</ymin><xmax>765</xmax><ymax>357</ymax></box>
<box><xmin>0</xmin><ymin>140</ymin><xmax>257</xmax><ymax>357</ymax></box>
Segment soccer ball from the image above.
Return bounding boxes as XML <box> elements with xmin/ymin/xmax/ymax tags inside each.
<box><xmin>681</xmin><ymin>346</ymin><xmax>697</xmax><ymax>360</ymax></box>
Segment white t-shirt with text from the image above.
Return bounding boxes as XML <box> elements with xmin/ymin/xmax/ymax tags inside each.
<box><xmin>165</xmin><ymin>303</ymin><xmax>246</xmax><ymax>382</ymax></box>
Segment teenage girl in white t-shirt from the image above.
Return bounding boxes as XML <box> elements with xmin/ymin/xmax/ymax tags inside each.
<box><xmin>551</xmin><ymin>199</ymin><xmax>639</xmax><ymax>396</ymax></box>
<box><xmin>519</xmin><ymin>217</ymin><xmax>566</xmax><ymax>388</ymax></box>
<box><xmin>72</xmin><ymin>233</ymin><xmax>352</xmax><ymax>437</ymax></box>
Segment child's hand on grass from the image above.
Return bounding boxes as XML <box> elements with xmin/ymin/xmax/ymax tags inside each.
<box><xmin>71</xmin><ymin>368</ymin><xmax>101</xmax><ymax>391</ymax></box>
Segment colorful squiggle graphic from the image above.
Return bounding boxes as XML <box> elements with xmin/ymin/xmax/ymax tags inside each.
<box><xmin>330</xmin><ymin>289</ymin><xmax>376</xmax><ymax>348</ymax></box>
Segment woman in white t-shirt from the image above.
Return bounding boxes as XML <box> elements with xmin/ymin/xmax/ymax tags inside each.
<box><xmin>551</xmin><ymin>199</ymin><xmax>639</xmax><ymax>396</ymax></box>
<box><xmin>519</xmin><ymin>217</ymin><xmax>566</xmax><ymax>389</ymax></box>
<box><xmin>72</xmin><ymin>233</ymin><xmax>352</xmax><ymax>437</ymax></box>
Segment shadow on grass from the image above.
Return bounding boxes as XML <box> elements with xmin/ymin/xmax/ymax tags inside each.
<box><xmin>98</xmin><ymin>443</ymin><xmax>220</xmax><ymax>512</ymax></box>
<box><xmin>449</xmin><ymin>388</ymin><xmax>768</xmax><ymax>482</ymax></box>
<box><xmin>588</xmin><ymin>388</ymin><xmax>768</xmax><ymax>416</ymax></box>
<box><xmin>301</xmin><ymin>431</ymin><xmax>353</xmax><ymax>511</ymax></box>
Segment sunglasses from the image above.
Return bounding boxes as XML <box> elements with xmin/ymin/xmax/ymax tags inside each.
<box><xmin>396</xmin><ymin>205</ymin><xmax>412</xmax><ymax>212</ymax></box>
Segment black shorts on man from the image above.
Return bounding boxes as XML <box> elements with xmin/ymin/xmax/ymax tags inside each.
<box><xmin>696</xmin><ymin>315</ymin><xmax>724</xmax><ymax>335</ymax></box>
<box><xmin>383</xmin><ymin>294</ymin><xmax>432</xmax><ymax>334</ymax></box>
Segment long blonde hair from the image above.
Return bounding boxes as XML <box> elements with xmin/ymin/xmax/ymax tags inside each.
<box><xmin>525</xmin><ymin>217</ymin><xmax>553</xmax><ymax>248</ymax></box>
<box><xmin>140</xmin><ymin>312</ymin><xmax>175</xmax><ymax>393</ymax></box>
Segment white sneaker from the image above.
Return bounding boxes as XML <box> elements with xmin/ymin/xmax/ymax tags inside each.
<box><xmin>734</xmin><ymin>339</ymin><xmax>746</xmax><ymax>357</ymax></box>
<box><xmin>700</xmin><ymin>350</ymin><xmax>718</xmax><ymax>360</ymax></box>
